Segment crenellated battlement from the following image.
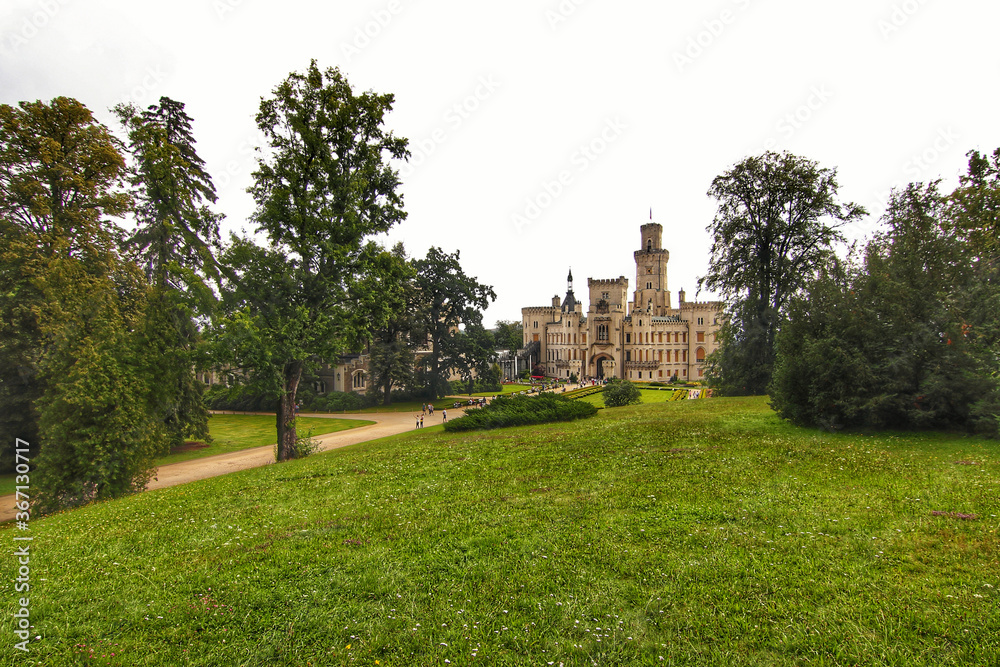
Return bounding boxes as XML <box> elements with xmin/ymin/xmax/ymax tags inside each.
<box><xmin>587</xmin><ymin>276</ymin><xmax>628</xmax><ymax>286</ymax></box>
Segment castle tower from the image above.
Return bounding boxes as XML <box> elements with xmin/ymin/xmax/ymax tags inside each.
<box><xmin>633</xmin><ymin>221</ymin><xmax>670</xmax><ymax>316</ymax></box>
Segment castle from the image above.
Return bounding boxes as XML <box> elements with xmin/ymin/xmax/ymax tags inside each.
<box><xmin>520</xmin><ymin>222</ymin><xmax>723</xmax><ymax>382</ymax></box>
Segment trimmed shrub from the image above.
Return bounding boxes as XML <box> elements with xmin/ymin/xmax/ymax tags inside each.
<box><xmin>443</xmin><ymin>394</ymin><xmax>597</xmax><ymax>432</ymax></box>
<box><xmin>603</xmin><ymin>379</ymin><xmax>642</xmax><ymax>407</ymax></box>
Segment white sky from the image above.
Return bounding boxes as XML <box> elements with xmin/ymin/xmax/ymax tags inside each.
<box><xmin>3</xmin><ymin>0</ymin><xmax>997</xmax><ymax>326</ymax></box>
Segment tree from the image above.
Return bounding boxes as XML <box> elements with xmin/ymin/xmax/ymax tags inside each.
<box><xmin>700</xmin><ymin>151</ymin><xmax>864</xmax><ymax>395</ymax></box>
<box><xmin>948</xmin><ymin>148</ymin><xmax>1000</xmax><ymax>258</ymax></box>
<box><xmin>365</xmin><ymin>243</ymin><xmax>417</xmax><ymax>406</ymax></box>
<box><xmin>603</xmin><ymin>378</ymin><xmax>641</xmax><ymax>407</ymax></box>
<box><xmin>0</xmin><ymin>97</ymin><xmax>166</xmax><ymax>509</ymax></box>
<box><xmin>412</xmin><ymin>247</ymin><xmax>496</xmax><ymax>398</ymax></box>
<box><xmin>452</xmin><ymin>322</ymin><xmax>499</xmax><ymax>395</ymax></box>
<box><xmin>114</xmin><ymin>97</ymin><xmax>221</xmax><ymax>287</ymax></box>
<box><xmin>494</xmin><ymin>320</ymin><xmax>524</xmax><ymax>353</ymax></box>
<box><xmin>115</xmin><ymin>96</ymin><xmax>221</xmax><ymax>449</ymax></box>
<box><xmin>214</xmin><ymin>61</ymin><xmax>408</xmax><ymax>461</ymax></box>
<box><xmin>770</xmin><ymin>182</ymin><xmax>998</xmax><ymax>434</ymax></box>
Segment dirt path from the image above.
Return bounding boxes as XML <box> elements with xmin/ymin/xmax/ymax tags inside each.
<box><xmin>0</xmin><ymin>409</ymin><xmax>448</xmax><ymax>523</ymax></box>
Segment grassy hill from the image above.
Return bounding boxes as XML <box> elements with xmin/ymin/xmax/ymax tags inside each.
<box><xmin>3</xmin><ymin>397</ymin><xmax>998</xmax><ymax>665</ymax></box>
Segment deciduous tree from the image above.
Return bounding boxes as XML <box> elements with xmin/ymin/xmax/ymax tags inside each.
<box><xmin>700</xmin><ymin>151</ymin><xmax>864</xmax><ymax>395</ymax></box>
<box><xmin>412</xmin><ymin>247</ymin><xmax>495</xmax><ymax>398</ymax></box>
<box><xmin>214</xmin><ymin>61</ymin><xmax>408</xmax><ymax>461</ymax></box>
<box><xmin>364</xmin><ymin>243</ymin><xmax>417</xmax><ymax>406</ymax></box>
<box><xmin>0</xmin><ymin>97</ymin><xmax>166</xmax><ymax>508</ymax></box>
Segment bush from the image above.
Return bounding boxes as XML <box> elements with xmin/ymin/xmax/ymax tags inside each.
<box><xmin>284</xmin><ymin>429</ymin><xmax>320</xmax><ymax>459</ymax></box>
<box><xmin>603</xmin><ymin>379</ymin><xmax>642</xmax><ymax>407</ymax></box>
<box><xmin>205</xmin><ymin>385</ymin><xmax>367</xmax><ymax>413</ymax></box>
<box><xmin>204</xmin><ymin>385</ymin><xmax>275</xmax><ymax>412</ymax></box>
<box><xmin>311</xmin><ymin>391</ymin><xmax>365</xmax><ymax>412</ymax></box>
<box><xmin>443</xmin><ymin>393</ymin><xmax>597</xmax><ymax>432</ymax></box>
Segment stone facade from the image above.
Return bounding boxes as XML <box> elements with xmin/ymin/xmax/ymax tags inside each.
<box><xmin>521</xmin><ymin>222</ymin><xmax>723</xmax><ymax>382</ymax></box>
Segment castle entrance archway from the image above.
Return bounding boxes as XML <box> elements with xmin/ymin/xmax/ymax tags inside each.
<box><xmin>592</xmin><ymin>354</ymin><xmax>614</xmax><ymax>380</ymax></box>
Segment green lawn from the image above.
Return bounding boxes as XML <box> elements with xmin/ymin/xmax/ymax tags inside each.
<box><xmin>154</xmin><ymin>414</ymin><xmax>374</xmax><ymax>466</ymax></box>
<box><xmin>0</xmin><ymin>415</ymin><xmax>374</xmax><ymax>493</ymax></box>
<box><xmin>447</xmin><ymin>382</ymin><xmax>534</xmax><ymax>398</ymax></box>
<box><xmin>577</xmin><ymin>387</ymin><xmax>688</xmax><ymax>406</ymax></box>
<box><xmin>3</xmin><ymin>397</ymin><xmax>998</xmax><ymax>665</ymax></box>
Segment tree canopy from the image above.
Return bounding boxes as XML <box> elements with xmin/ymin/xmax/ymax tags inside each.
<box><xmin>700</xmin><ymin>151</ymin><xmax>864</xmax><ymax>395</ymax></box>
<box><xmin>0</xmin><ymin>97</ymin><xmax>169</xmax><ymax>509</ymax></box>
<box><xmin>412</xmin><ymin>246</ymin><xmax>496</xmax><ymax>398</ymax></box>
<box><xmin>770</xmin><ymin>179</ymin><xmax>1000</xmax><ymax>435</ymax></box>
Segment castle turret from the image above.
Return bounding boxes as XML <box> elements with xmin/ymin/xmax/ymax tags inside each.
<box><xmin>561</xmin><ymin>267</ymin><xmax>579</xmax><ymax>313</ymax></box>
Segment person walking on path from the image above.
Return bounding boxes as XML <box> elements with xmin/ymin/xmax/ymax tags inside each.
<box><xmin>420</xmin><ymin>415</ymin><xmax>424</xmax><ymax>428</ymax></box>
<box><xmin>415</xmin><ymin>414</ymin><xmax>421</xmax><ymax>429</ymax></box>
<box><xmin>442</xmin><ymin>409</ymin><xmax>447</xmax><ymax>422</ymax></box>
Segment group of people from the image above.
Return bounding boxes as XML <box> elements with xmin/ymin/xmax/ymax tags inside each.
<box><xmin>414</xmin><ymin>402</ymin><xmax>447</xmax><ymax>429</ymax></box>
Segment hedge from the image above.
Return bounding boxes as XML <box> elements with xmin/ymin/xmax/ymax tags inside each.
<box><xmin>443</xmin><ymin>393</ymin><xmax>597</xmax><ymax>432</ymax></box>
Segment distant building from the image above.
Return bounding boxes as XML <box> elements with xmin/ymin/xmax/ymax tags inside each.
<box><xmin>521</xmin><ymin>221</ymin><xmax>723</xmax><ymax>381</ymax></box>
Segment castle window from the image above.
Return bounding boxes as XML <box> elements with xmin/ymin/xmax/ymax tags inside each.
<box><xmin>598</xmin><ymin>325</ymin><xmax>609</xmax><ymax>342</ymax></box>
<box><xmin>698</xmin><ymin>317</ymin><xmax>704</xmax><ymax>325</ymax></box>
<box><xmin>646</xmin><ymin>282</ymin><xmax>652</xmax><ymax>290</ymax></box>
<box><xmin>647</xmin><ymin>239</ymin><xmax>652</xmax><ymax>252</ymax></box>
<box><xmin>696</xmin><ymin>347</ymin><xmax>706</xmax><ymax>362</ymax></box>
<box><xmin>626</xmin><ymin>333</ymin><xmax>631</xmax><ymax>343</ymax></box>
<box><xmin>626</xmin><ymin>351</ymin><xmax>631</xmax><ymax>361</ymax></box>
<box><xmin>353</xmin><ymin>372</ymin><xmax>366</xmax><ymax>388</ymax></box>
<box><xmin>697</xmin><ymin>332</ymin><xmax>705</xmax><ymax>343</ymax></box>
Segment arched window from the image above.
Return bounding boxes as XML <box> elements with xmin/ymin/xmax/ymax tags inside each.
<box><xmin>598</xmin><ymin>324</ymin><xmax>609</xmax><ymax>341</ymax></box>
<box><xmin>353</xmin><ymin>371</ymin><xmax>366</xmax><ymax>388</ymax></box>
<box><xmin>696</xmin><ymin>347</ymin><xmax>706</xmax><ymax>362</ymax></box>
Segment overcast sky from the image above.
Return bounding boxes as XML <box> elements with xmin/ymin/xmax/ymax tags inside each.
<box><xmin>2</xmin><ymin>0</ymin><xmax>997</xmax><ymax>325</ymax></box>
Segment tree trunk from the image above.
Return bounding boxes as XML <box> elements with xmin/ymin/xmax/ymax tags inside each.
<box><xmin>276</xmin><ymin>360</ymin><xmax>303</xmax><ymax>462</ymax></box>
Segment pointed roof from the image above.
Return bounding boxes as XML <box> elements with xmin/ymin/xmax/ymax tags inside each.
<box><xmin>562</xmin><ymin>267</ymin><xmax>577</xmax><ymax>312</ymax></box>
